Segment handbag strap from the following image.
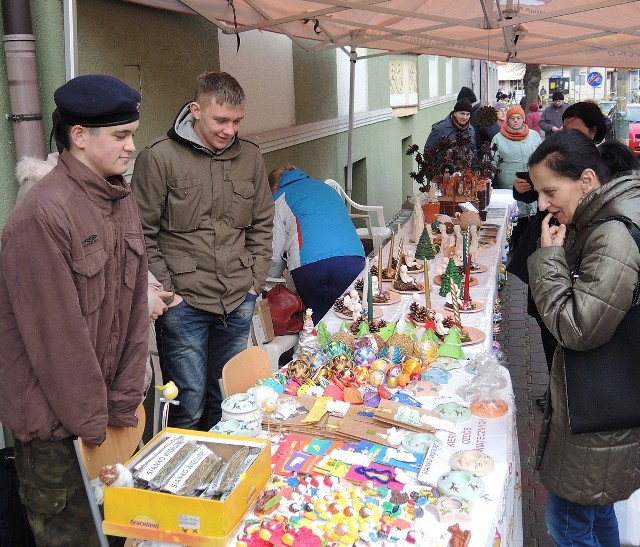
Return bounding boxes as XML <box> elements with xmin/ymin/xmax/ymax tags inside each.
<box><xmin>581</xmin><ymin>215</ymin><xmax>640</xmax><ymax>306</ymax></box>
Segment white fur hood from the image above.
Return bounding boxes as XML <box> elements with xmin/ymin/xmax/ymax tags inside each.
<box><xmin>15</xmin><ymin>153</ymin><xmax>59</xmax><ymax>202</ymax></box>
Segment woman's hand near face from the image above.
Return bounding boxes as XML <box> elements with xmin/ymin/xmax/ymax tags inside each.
<box><xmin>540</xmin><ymin>213</ymin><xmax>566</xmax><ymax>247</ymax></box>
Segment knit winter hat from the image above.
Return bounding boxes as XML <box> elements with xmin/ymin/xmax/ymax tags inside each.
<box><xmin>453</xmin><ymin>98</ymin><xmax>473</xmax><ymax>113</ymax></box>
<box><xmin>493</xmin><ymin>101</ymin><xmax>508</xmax><ymax>110</ymax></box>
<box><xmin>506</xmin><ymin>106</ymin><xmax>526</xmax><ymax>120</ymax></box>
<box><xmin>457</xmin><ymin>86</ymin><xmax>477</xmax><ymax>103</ymax></box>
<box><xmin>529</xmin><ymin>103</ymin><xmax>539</xmax><ymax>112</ymax></box>
<box><xmin>552</xmin><ymin>91</ymin><xmax>565</xmax><ymax>101</ymax></box>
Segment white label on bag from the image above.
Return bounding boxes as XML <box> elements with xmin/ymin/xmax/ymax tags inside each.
<box><xmin>163</xmin><ymin>445</ymin><xmax>213</xmax><ymax>494</ymax></box>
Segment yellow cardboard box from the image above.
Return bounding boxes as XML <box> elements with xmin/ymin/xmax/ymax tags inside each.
<box><xmin>103</xmin><ymin>428</ymin><xmax>271</xmax><ymax>546</ymax></box>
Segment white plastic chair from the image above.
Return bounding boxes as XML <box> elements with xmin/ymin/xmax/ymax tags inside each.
<box><xmin>324</xmin><ymin>179</ymin><xmax>392</xmax><ymax>252</ymax></box>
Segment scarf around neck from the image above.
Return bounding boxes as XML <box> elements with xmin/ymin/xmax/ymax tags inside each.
<box><xmin>450</xmin><ymin>113</ymin><xmax>470</xmax><ymax>132</ymax></box>
<box><xmin>500</xmin><ymin>124</ymin><xmax>530</xmax><ymax>141</ymax></box>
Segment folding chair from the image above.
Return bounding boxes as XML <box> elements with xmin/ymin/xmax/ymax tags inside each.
<box><xmin>74</xmin><ymin>404</ymin><xmax>146</xmax><ymax>547</ymax></box>
<box><xmin>324</xmin><ymin>178</ymin><xmax>392</xmax><ymax>252</ymax></box>
<box><xmin>221</xmin><ymin>346</ymin><xmax>272</xmax><ymax>398</ymax></box>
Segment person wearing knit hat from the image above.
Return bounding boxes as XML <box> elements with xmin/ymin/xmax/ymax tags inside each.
<box><xmin>424</xmin><ymin>96</ymin><xmax>479</xmax><ymax>170</ymax></box>
<box><xmin>540</xmin><ymin>90</ymin><xmax>568</xmax><ymax>137</ymax></box>
<box><xmin>457</xmin><ymin>86</ymin><xmax>477</xmax><ymax>103</ymax></box>
<box><xmin>526</xmin><ymin>102</ymin><xmax>543</xmax><ymax>136</ymax></box>
<box><xmin>0</xmin><ymin>73</ymin><xmax>148</xmax><ymax>545</ymax></box>
<box><xmin>456</xmin><ymin>86</ymin><xmax>487</xmax><ymax>151</ymax></box>
<box><xmin>490</xmin><ymin>102</ymin><xmax>541</xmax><ymax>249</ymax></box>
<box><xmin>494</xmin><ymin>100</ymin><xmax>509</xmax><ymax>127</ymax></box>
<box><xmin>454</xmin><ymin>97</ymin><xmax>473</xmax><ymax>113</ymax></box>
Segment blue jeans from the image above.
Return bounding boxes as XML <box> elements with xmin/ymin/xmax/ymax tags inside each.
<box><xmin>291</xmin><ymin>255</ymin><xmax>365</xmax><ymax>323</ymax></box>
<box><xmin>546</xmin><ymin>491</ymin><xmax>620</xmax><ymax>547</ymax></box>
<box><xmin>155</xmin><ymin>293</ymin><xmax>256</xmax><ymax>430</ymax></box>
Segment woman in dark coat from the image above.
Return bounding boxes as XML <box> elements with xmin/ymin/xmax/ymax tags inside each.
<box><xmin>527</xmin><ymin>130</ymin><xmax>640</xmax><ymax>546</ymax></box>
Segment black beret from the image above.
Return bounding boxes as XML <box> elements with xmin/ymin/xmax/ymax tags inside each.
<box><xmin>54</xmin><ymin>74</ymin><xmax>141</xmax><ymax>127</ymax></box>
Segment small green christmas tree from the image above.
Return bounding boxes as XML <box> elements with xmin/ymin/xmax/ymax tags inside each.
<box><xmin>439</xmin><ymin>258</ymin><xmax>461</xmax><ymax>297</ymax></box>
<box><xmin>438</xmin><ymin>326</ymin><xmax>465</xmax><ymax>359</ymax></box>
<box><xmin>415</xmin><ymin>227</ymin><xmax>436</xmax><ymax>260</ymax></box>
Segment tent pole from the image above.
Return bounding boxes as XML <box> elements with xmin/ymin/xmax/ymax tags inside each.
<box><xmin>346</xmin><ymin>45</ymin><xmax>356</xmax><ymax>200</ymax></box>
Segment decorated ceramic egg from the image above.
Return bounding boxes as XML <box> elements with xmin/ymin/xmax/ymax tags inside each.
<box><xmin>402</xmin><ymin>357</ymin><xmax>422</xmax><ymax>376</ymax></box>
<box><xmin>369</xmin><ymin>369</ymin><xmax>386</xmax><ymax>387</ymax></box>
<box><xmin>352</xmin><ymin>365</ymin><xmax>370</xmax><ymax>385</ymax></box>
<box><xmin>386</xmin><ymin>375</ymin><xmax>399</xmax><ymax>389</ymax></box>
<box><xmin>287</xmin><ymin>359</ymin><xmax>313</xmax><ymax>382</ymax></box>
<box><xmin>353</xmin><ymin>346</ymin><xmax>377</xmax><ymax>367</ymax></box>
<box><xmin>370</xmin><ymin>358</ymin><xmax>391</xmax><ymax>373</ymax></box>
<box><xmin>381</xmin><ymin>345</ymin><xmax>403</xmax><ymax>364</ymax></box>
<box><xmin>354</xmin><ymin>334</ymin><xmax>380</xmax><ymax>353</ymax></box>
<box><xmin>414</xmin><ymin>339</ymin><xmax>439</xmax><ymax>362</ymax></box>
<box><xmin>325</xmin><ymin>340</ymin><xmax>351</xmax><ymax>359</ymax></box>
<box><xmin>386</xmin><ymin>364</ymin><xmax>402</xmax><ymax>379</ymax></box>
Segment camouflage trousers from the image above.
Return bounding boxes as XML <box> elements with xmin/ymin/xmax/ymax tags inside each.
<box><xmin>13</xmin><ymin>437</ymin><xmax>101</xmax><ymax>547</ymax></box>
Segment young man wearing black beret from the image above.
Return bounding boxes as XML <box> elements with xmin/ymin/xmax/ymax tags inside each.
<box><xmin>0</xmin><ymin>74</ymin><xmax>149</xmax><ymax>546</ymax></box>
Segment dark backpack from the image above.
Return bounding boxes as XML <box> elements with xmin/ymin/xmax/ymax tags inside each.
<box><xmin>0</xmin><ymin>447</ymin><xmax>36</xmax><ymax>546</ymax></box>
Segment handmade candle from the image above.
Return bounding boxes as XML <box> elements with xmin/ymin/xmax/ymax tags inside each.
<box><xmin>424</xmin><ymin>259</ymin><xmax>431</xmax><ymax>309</ymax></box>
<box><xmin>386</xmin><ymin>232</ymin><xmax>395</xmax><ymax>275</ymax></box>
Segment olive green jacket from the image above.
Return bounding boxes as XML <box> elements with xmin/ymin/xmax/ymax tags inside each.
<box><xmin>131</xmin><ymin>105</ymin><xmax>274</xmax><ymax>315</ymax></box>
<box><xmin>528</xmin><ymin>172</ymin><xmax>640</xmax><ymax>505</ymax></box>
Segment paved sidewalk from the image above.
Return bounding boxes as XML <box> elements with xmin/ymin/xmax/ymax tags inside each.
<box><xmin>495</xmin><ymin>275</ymin><xmax>555</xmax><ymax>547</ymax></box>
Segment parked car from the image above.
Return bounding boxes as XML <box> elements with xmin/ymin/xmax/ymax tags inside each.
<box><xmin>597</xmin><ymin>101</ymin><xmax>640</xmax><ymax>152</ymax></box>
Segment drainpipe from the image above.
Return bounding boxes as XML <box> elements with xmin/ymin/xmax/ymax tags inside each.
<box><xmin>2</xmin><ymin>0</ymin><xmax>46</xmax><ymax>161</ymax></box>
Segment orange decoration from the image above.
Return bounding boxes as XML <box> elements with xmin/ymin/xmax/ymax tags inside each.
<box><xmin>470</xmin><ymin>399</ymin><xmax>509</xmax><ymax>418</ymax></box>
<box><xmin>397</xmin><ymin>373</ymin><xmax>411</xmax><ymax>387</ymax></box>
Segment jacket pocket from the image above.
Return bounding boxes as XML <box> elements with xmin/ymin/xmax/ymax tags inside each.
<box><xmin>72</xmin><ymin>247</ymin><xmax>108</xmax><ymax>315</ymax></box>
<box><xmin>21</xmin><ymin>484</ymin><xmax>67</xmax><ymax>516</ymax></box>
<box><xmin>167</xmin><ymin>177</ymin><xmax>203</xmax><ymax>231</ymax></box>
<box><xmin>231</xmin><ymin>179</ymin><xmax>255</xmax><ymax>228</ymax></box>
<box><xmin>124</xmin><ymin>234</ymin><xmax>144</xmax><ymax>291</ymax></box>
<box><xmin>164</xmin><ymin>254</ymin><xmax>198</xmax><ymax>276</ymax></box>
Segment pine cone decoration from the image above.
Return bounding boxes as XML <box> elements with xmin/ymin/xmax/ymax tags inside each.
<box><xmin>333</xmin><ymin>296</ymin><xmax>350</xmax><ymax>315</ymax></box>
<box><xmin>443</xmin><ymin>316</ymin><xmax>455</xmax><ymax>328</ymax></box>
<box><xmin>477</xmin><ymin>105</ymin><xmax>498</xmax><ymax>127</ymax></box>
<box><xmin>354</xmin><ymin>278</ymin><xmax>365</xmax><ymax>292</ymax></box>
<box><xmin>393</xmin><ymin>279</ymin><xmax>420</xmax><ymax>291</ymax></box>
<box><xmin>409</xmin><ymin>302</ymin><xmax>428</xmax><ymax>323</ymax></box>
<box><xmin>371</xmin><ymin>265</ymin><xmax>395</xmax><ymax>280</ymax></box>
<box><xmin>350</xmin><ymin>319</ymin><xmax>387</xmax><ymax>335</ymax></box>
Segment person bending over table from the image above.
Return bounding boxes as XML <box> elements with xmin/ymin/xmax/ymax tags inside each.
<box><xmin>268</xmin><ymin>166</ymin><xmax>365</xmax><ymax>323</ymax></box>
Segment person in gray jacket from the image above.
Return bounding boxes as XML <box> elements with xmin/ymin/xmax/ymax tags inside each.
<box><xmin>527</xmin><ymin>129</ymin><xmax>640</xmax><ymax>546</ymax></box>
<box><xmin>539</xmin><ymin>90</ymin><xmax>568</xmax><ymax>138</ymax></box>
<box><xmin>131</xmin><ymin>72</ymin><xmax>274</xmax><ymax>430</ymax></box>
<box><xmin>424</xmin><ymin>97</ymin><xmax>478</xmax><ymax>171</ymax></box>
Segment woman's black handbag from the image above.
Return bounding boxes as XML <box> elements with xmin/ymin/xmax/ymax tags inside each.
<box><xmin>563</xmin><ymin>216</ymin><xmax>640</xmax><ymax>434</ymax></box>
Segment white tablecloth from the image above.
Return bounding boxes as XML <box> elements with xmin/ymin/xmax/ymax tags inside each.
<box><xmin>316</xmin><ymin>199</ymin><xmax>523</xmax><ymax>546</ymax></box>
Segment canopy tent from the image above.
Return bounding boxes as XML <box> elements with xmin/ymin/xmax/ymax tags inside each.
<box><xmin>129</xmin><ymin>0</ymin><xmax>640</xmax><ymax>69</ymax></box>
<box><xmin>126</xmin><ymin>0</ymin><xmax>640</xmax><ymax>195</ymax></box>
